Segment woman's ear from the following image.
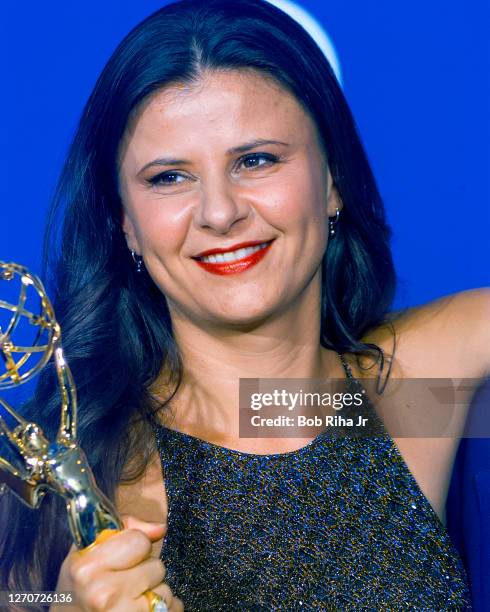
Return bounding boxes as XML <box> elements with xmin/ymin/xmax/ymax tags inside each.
<box><xmin>122</xmin><ymin>210</ymin><xmax>141</xmax><ymax>255</ymax></box>
<box><xmin>326</xmin><ymin>169</ymin><xmax>343</xmax><ymax>217</ymax></box>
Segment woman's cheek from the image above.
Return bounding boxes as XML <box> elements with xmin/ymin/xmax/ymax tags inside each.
<box><xmin>139</xmin><ymin>202</ymin><xmax>194</xmax><ymax>251</ymax></box>
<box><xmin>269</xmin><ymin>166</ymin><xmax>324</xmax><ymax>223</ymax></box>
<box><xmin>252</xmin><ymin>182</ymin><xmax>304</xmax><ymax>226</ymax></box>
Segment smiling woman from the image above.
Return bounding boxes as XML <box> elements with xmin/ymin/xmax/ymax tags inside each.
<box><xmin>119</xmin><ymin>70</ymin><xmax>337</xmax><ymax>325</ymax></box>
<box><xmin>1</xmin><ymin>0</ymin><xmax>488</xmax><ymax>610</ymax></box>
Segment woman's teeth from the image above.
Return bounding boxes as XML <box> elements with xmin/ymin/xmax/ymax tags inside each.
<box><xmin>199</xmin><ymin>242</ymin><xmax>270</xmax><ymax>263</ymax></box>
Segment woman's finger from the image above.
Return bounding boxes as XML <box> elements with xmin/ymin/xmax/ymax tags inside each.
<box><xmin>123</xmin><ymin>557</ymin><xmax>167</xmax><ymax>599</ymax></box>
<box><xmin>171</xmin><ymin>596</ymin><xmax>185</xmax><ymax>612</ymax></box>
<box><xmin>136</xmin><ymin>582</ymin><xmax>180</xmax><ymax>612</ymax></box>
<box><xmin>71</xmin><ymin>528</ymin><xmax>154</xmax><ymax>577</ymax></box>
<box><xmin>74</xmin><ymin>516</ymin><xmax>165</xmax><ymax>561</ymax></box>
<box><xmin>122</xmin><ymin>514</ymin><xmax>168</xmax><ymax>542</ymax></box>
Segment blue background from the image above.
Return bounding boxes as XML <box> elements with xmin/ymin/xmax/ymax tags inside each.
<box><xmin>1</xmin><ymin>3</ymin><xmax>489</xmax><ymax>604</ymax></box>
<box><xmin>1</xmin><ymin>0</ymin><xmax>489</xmax><ymax>309</ymax></box>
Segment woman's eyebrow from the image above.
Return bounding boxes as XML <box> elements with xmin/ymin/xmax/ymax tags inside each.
<box><xmin>136</xmin><ymin>139</ymin><xmax>290</xmax><ymax>175</ymax></box>
<box><xmin>227</xmin><ymin>138</ymin><xmax>290</xmax><ymax>154</ymax></box>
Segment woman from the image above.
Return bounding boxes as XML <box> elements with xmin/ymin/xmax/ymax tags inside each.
<box><xmin>1</xmin><ymin>0</ymin><xmax>488</xmax><ymax>609</ymax></box>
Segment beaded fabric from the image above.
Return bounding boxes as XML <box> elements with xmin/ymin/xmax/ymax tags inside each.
<box><xmin>154</xmin><ymin>354</ymin><xmax>471</xmax><ymax>611</ymax></box>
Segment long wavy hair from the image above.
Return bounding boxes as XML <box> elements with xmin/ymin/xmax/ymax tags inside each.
<box><xmin>1</xmin><ymin>0</ymin><xmax>396</xmax><ymax>594</ymax></box>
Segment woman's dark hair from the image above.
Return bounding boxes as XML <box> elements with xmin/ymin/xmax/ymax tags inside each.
<box><xmin>1</xmin><ymin>0</ymin><xmax>396</xmax><ymax>594</ymax></box>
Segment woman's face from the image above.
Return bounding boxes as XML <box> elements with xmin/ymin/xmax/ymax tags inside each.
<box><xmin>119</xmin><ymin>70</ymin><xmax>341</xmax><ymax>327</ymax></box>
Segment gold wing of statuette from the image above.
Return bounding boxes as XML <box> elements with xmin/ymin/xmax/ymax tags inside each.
<box><xmin>53</xmin><ymin>343</ymin><xmax>78</xmax><ymax>445</ymax></box>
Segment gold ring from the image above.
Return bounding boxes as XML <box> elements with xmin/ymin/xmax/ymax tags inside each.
<box><xmin>143</xmin><ymin>589</ymin><xmax>168</xmax><ymax>612</ymax></box>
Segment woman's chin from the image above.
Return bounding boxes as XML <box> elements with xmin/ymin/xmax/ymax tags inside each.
<box><xmin>203</xmin><ymin>302</ymin><xmax>281</xmax><ymax>330</ymax></box>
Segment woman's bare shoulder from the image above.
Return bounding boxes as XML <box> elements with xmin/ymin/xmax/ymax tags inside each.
<box><xmin>345</xmin><ymin>288</ymin><xmax>489</xmax><ymax>522</ymax></box>
<box><xmin>359</xmin><ymin>287</ymin><xmax>490</xmax><ymax>379</ymax></box>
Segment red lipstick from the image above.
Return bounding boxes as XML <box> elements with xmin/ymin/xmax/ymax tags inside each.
<box><xmin>193</xmin><ymin>240</ymin><xmax>274</xmax><ymax>276</ymax></box>
<box><xmin>194</xmin><ymin>240</ymin><xmax>271</xmax><ymax>258</ymax></box>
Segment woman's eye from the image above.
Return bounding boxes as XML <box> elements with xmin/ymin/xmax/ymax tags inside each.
<box><xmin>239</xmin><ymin>153</ymin><xmax>279</xmax><ymax>170</ymax></box>
<box><xmin>148</xmin><ymin>172</ymin><xmax>186</xmax><ymax>186</ymax></box>
<box><xmin>146</xmin><ymin>154</ymin><xmax>280</xmax><ymax>186</ymax></box>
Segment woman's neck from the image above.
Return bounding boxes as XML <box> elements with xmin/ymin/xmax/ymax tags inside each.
<box><xmin>156</xmin><ymin>288</ymin><xmax>341</xmax><ymax>443</ymax></box>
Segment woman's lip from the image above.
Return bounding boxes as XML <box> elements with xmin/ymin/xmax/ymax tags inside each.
<box><xmin>194</xmin><ymin>239</ymin><xmax>274</xmax><ymax>258</ymax></box>
<box><xmin>194</xmin><ymin>240</ymin><xmax>274</xmax><ymax>275</ymax></box>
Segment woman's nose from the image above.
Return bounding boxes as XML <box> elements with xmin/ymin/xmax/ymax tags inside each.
<box><xmin>194</xmin><ymin>177</ymin><xmax>250</xmax><ymax>234</ymax></box>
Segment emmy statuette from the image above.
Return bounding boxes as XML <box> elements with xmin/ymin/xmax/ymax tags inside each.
<box><xmin>0</xmin><ymin>262</ymin><xmax>123</xmax><ymax>549</ymax></box>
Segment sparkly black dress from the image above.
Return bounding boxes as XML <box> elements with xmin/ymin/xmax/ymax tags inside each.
<box><xmin>154</xmin><ymin>355</ymin><xmax>471</xmax><ymax>610</ymax></box>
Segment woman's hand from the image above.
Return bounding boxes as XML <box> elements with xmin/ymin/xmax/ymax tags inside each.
<box><xmin>51</xmin><ymin>515</ymin><xmax>184</xmax><ymax>611</ymax></box>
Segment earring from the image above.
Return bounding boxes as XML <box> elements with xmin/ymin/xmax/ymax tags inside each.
<box><xmin>131</xmin><ymin>250</ymin><xmax>144</xmax><ymax>273</ymax></box>
<box><xmin>328</xmin><ymin>207</ymin><xmax>340</xmax><ymax>236</ymax></box>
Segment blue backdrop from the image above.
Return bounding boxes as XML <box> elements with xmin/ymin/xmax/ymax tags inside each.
<box><xmin>2</xmin><ymin>0</ymin><xmax>489</xmax><ymax>308</ymax></box>
<box><xmin>1</xmin><ymin>2</ymin><xmax>489</xmax><ymax>605</ymax></box>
